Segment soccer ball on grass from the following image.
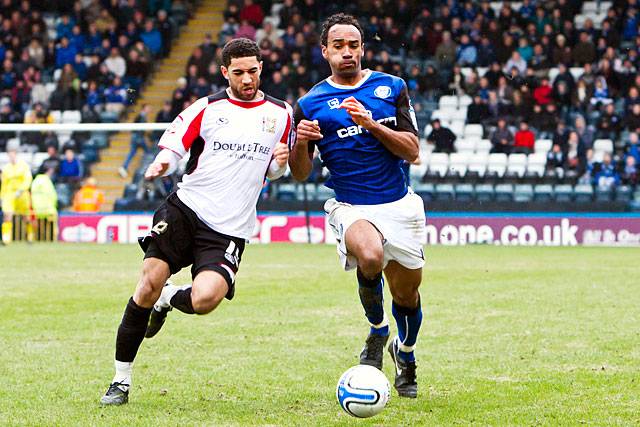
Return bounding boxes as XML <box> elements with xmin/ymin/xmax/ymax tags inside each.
<box><xmin>336</xmin><ymin>365</ymin><xmax>390</xmax><ymax>418</ymax></box>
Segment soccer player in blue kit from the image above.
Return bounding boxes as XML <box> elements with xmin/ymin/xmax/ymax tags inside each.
<box><xmin>289</xmin><ymin>13</ymin><xmax>426</xmax><ymax>398</ymax></box>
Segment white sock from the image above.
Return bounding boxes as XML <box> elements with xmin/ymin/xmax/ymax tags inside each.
<box><xmin>112</xmin><ymin>360</ymin><xmax>132</xmax><ymax>390</ymax></box>
<box><xmin>158</xmin><ymin>283</ymin><xmax>191</xmax><ymax>308</ymax></box>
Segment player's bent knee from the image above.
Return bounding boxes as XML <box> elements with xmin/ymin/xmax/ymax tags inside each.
<box><xmin>192</xmin><ymin>271</ymin><xmax>229</xmax><ymax>314</ymax></box>
<box><xmin>192</xmin><ymin>293</ymin><xmax>224</xmax><ymax>314</ymax></box>
<box><xmin>392</xmin><ymin>290</ymin><xmax>420</xmax><ymax>309</ymax></box>
<box><xmin>358</xmin><ymin>248</ymin><xmax>384</xmax><ymax>276</ymax></box>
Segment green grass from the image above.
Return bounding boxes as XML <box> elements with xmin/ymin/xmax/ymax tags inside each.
<box><xmin>1</xmin><ymin>243</ymin><xmax>639</xmax><ymax>426</ymax></box>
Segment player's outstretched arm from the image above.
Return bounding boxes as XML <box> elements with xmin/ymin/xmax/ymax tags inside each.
<box><xmin>341</xmin><ymin>97</ymin><xmax>419</xmax><ymax>163</ymax></box>
<box><xmin>289</xmin><ymin>119</ymin><xmax>322</xmax><ymax>181</ymax></box>
<box><xmin>144</xmin><ymin>149</ymin><xmax>180</xmax><ymax>180</ymax></box>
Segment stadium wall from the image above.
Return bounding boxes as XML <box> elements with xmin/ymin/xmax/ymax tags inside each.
<box><xmin>57</xmin><ymin>212</ymin><xmax>640</xmax><ymax>247</ymax></box>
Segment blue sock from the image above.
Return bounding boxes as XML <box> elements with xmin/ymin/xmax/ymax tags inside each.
<box><xmin>357</xmin><ymin>269</ymin><xmax>388</xmax><ymax>336</ymax></box>
<box><xmin>392</xmin><ymin>298</ymin><xmax>422</xmax><ymax>362</ymax></box>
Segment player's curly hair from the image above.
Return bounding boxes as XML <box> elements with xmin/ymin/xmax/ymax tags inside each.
<box><xmin>221</xmin><ymin>38</ymin><xmax>261</xmax><ymax>67</ymax></box>
<box><xmin>320</xmin><ymin>13</ymin><xmax>364</xmax><ymax>47</ymax></box>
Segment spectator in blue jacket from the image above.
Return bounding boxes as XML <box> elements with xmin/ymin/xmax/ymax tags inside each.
<box><xmin>140</xmin><ymin>19</ymin><xmax>162</xmax><ymax>57</ymax></box>
<box><xmin>85</xmin><ymin>80</ymin><xmax>104</xmax><ymax>112</ymax></box>
<box><xmin>55</xmin><ymin>37</ymin><xmax>78</xmax><ymax>69</ymax></box>
<box><xmin>85</xmin><ymin>23</ymin><xmax>103</xmax><ymax>55</ymax></box>
<box><xmin>595</xmin><ymin>153</ymin><xmax>620</xmax><ymax>189</ymax></box>
<box><xmin>58</xmin><ymin>148</ymin><xmax>83</xmax><ymax>185</ymax></box>
<box><xmin>55</xmin><ymin>14</ymin><xmax>75</xmax><ymax>40</ymax></box>
<box><xmin>104</xmin><ymin>76</ymin><xmax>128</xmax><ymax>114</ymax></box>
<box><xmin>72</xmin><ymin>53</ymin><xmax>87</xmax><ymax>81</ymax></box>
<box><xmin>456</xmin><ymin>34</ymin><xmax>477</xmax><ymax>66</ymax></box>
<box><xmin>70</xmin><ymin>25</ymin><xmax>85</xmax><ymax>53</ymax></box>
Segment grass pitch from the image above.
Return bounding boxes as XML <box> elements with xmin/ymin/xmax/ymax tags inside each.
<box><xmin>1</xmin><ymin>243</ymin><xmax>639</xmax><ymax>426</ymax></box>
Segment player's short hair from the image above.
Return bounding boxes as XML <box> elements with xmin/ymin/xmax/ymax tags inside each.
<box><xmin>320</xmin><ymin>13</ymin><xmax>364</xmax><ymax>47</ymax></box>
<box><xmin>221</xmin><ymin>38</ymin><xmax>261</xmax><ymax>67</ymax></box>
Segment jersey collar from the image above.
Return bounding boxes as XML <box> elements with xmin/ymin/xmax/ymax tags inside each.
<box><xmin>325</xmin><ymin>69</ymin><xmax>372</xmax><ymax>90</ymax></box>
<box><xmin>225</xmin><ymin>88</ymin><xmax>267</xmax><ymax>108</ymax></box>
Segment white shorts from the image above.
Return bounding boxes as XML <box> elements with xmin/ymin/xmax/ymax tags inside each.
<box><xmin>324</xmin><ymin>189</ymin><xmax>426</xmax><ymax>271</ymax></box>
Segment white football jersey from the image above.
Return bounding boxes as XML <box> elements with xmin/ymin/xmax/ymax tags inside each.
<box><xmin>158</xmin><ymin>90</ymin><xmax>293</xmax><ymax>239</ymax></box>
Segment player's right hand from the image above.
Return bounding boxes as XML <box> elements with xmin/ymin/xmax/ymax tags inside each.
<box><xmin>296</xmin><ymin>119</ymin><xmax>323</xmax><ymax>144</ymax></box>
<box><xmin>144</xmin><ymin>162</ymin><xmax>168</xmax><ymax>180</ymax></box>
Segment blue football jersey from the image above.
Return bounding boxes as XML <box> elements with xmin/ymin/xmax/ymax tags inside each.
<box><xmin>294</xmin><ymin>70</ymin><xmax>419</xmax><ymax>205</ymax></box>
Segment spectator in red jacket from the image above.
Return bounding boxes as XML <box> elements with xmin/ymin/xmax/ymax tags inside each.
<box><xmin>514</xmin><ymin>121</ymin><xmax>536</xmax><ymax>153</ymax></box>
<box><xmin>533</xmin><ymin>77</ymin><xmax>552</xmax><ymax>105</ymax></box>
<box><xmin>240</xmin><ymin>0</ymin><xmax>264</xmax><ymax>28</ymax></box>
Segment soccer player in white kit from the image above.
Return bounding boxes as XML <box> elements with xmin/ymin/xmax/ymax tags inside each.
<box><xmin>101</xmin><ymin>39</ymin><xmax>293</xmax><ymax>405</ymax></box>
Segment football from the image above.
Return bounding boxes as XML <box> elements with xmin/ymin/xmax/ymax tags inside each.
<box><xmin>336</xmin><ymin>365</ymin><xmax>391</xmax><ymax>418</ymax></box>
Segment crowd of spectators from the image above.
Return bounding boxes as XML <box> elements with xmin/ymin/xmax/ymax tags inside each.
<box><xmin>0</xmin><ymin>0</ymin><xmax>195</xmax><ymax>156</ymax></box>
<box><xmin>0</xmin><ymin>0</ymin><xmax>197</xmax><ymax>214</ymax></box>
<box><xmin>170</xmin><ymin>0</ymin><xmax>639</xmax><ymax>193</ymax></box>
<box><xmin>4</xmin><ymin>0</ymin><xmax>640</xmax><ymax>210</ymax></box>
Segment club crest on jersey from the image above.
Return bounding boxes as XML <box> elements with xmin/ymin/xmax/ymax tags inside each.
<box><xmin>216</xmin><ymin>116</ymin><xmax>229</xmax><ymax>125</ymax></box>
<box><xmin>262</xmin><ymin>116</ymin><xmax>277</xmax><ymax>133</ymax></box>
<box><xmin>327</xmin><ymin>98</ymin><xmax>340</xmax><ymax>109</ymax></box>
<box><xmin>374</xmin><ymin>85</ymin><xmax>392</xmax><ymax>99</ymax></box>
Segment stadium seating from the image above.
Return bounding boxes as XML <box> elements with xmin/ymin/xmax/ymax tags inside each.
<box><xmin>90</xmin><ymin>0</ymin><xmax>639</xmax><ymax>211</ymax></box>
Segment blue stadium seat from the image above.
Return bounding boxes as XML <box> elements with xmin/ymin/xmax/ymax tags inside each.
<box><xmin>574</xmin><ymin>185</ymin><xmax>594</xmax><ymax>203</ymax></box>
<box><xmin>55</xmin><ymin>183</ymin><xmax>72</xmax><ymax>207</ymax></box>
<box><xmin>595</xmin><ymin>186</ymin><xmax>613</xmax><ymax>202</ymax></box>
<box><xmin>315</xmin><ymin>185</ymin><xmax>335</xmax><ymax>201</ymax></box>
<box><xmin>513</xmin><ymin>184</ymin><xmax>534</xmax><ymax>202</ymax></box>
<box><xmin>494</xmin><ymin>184</ymin><xmax>514</xmax><ymax>202</ymax></box>
<box><xmin>413</xmin><ymin>182</ymin><xmax>434</xmax><ymax>201</ymax></box>
<box><xmin>474</xmin><ymin>184</ymin><xmax>494</xmax><ymax>202</ymax></box>
<box><xmin>434</xmin><ymin>183</ymin><xmax>455</xmax><ymax>201</ymax></box>
<box><xmin>124</xmin><ymin>184</ymin><xmax>138</xmax><ymax>199</ymax></box>
<box><xmin>615</xmin><ymin>186</ymin><xmax>632</xmax><ymax>203</ymax></box>
<box><xmin>554</xmin><ymin>184</ymin><xmax>573</xmax><ymax>202</ymax></box>
<box><xmin>454</xmin><ymin>183</ymin><xmax>474</xmax><ymax>202</ymax></box>
<box><xmin>276</xmin><ymin>183</ymin><xmax>298</xmax><ymax>201</ymax></box>
<box><xmin>533</xmin><ymin>184</ymin><xmax>554</xmax><ymax>203</ymax></box>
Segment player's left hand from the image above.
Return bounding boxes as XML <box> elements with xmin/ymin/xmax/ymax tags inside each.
<box><xmin>339</xmin><ymin>96</ymin><xmax>376</xmax><ymax>129</ymax></box>
<box><xmin>272</xmin><ymin>142</ymin><xmax>289</xmax><ymax>167</ymax></box>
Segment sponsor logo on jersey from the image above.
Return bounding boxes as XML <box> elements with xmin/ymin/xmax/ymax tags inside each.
<box><xmin>151</xmin><ymin>220</ymin><xmax>168</xmax><ymax>235</ymax></box>
<box><xmin>374</xmin><ymin>85</ymin><xmax>392</xmax><ymax>99</ymax></box>
<box><xmin>216</xmin><ymin>116</ymin><xmax>229</xmax><ymax>125</ymax></box>
<box><xmin>336</xmin><ymin>116</ymin><xmax>397</xmax><ymax>138</ymax></box>
<box><xmin>262</xmin><ymin>116</ymin><xmax>277</xmax><ymax>133</ymax></box>
<box><xmin>212</xmin><ymin>141</ymin><xmax>271</xmax><ymax>161</ymax></box>
<box><xmin>327</xmin><ymin>98</ymin><xmax>340</xmax><ymax>109</ymax></box>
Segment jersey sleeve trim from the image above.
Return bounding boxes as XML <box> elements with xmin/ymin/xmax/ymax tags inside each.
<box><xmin>158</xmin><ymin>96</ymin><xmax>210</xmax><ymax>156</ymax></box>
<box><xmin>182</xmin><ymin>108</ymin><xmax>206</xmax><ymax>151</ymax></box>
<box><xmin>395</xmin><ymin>81</ymin><xmax>419</xmax><ymax>136</ymax></box>
<box><xmin>265</xmin><ymin>94</ymin><xmax>287</xmax><ymax>110</ymax></box>
<box><xmin>279</xmin><ymin>104</ymin><xmax>293</xmax><ymax>145</ymax></box>
<box><xmin>157</xmin><ymin>144</ymin><xmax>183</xmax><ymax>158</ymax></box>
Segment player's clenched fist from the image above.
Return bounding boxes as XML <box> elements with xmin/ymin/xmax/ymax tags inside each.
<box><xmin>296</xmin><ymin>119</ymin><xmax>323</xmax><ymax>144</ymax></box>
<box><xmin>144</xmin><ymin>162</ymin><xmax>168</xmax><ymax>180</ymax></box>
<box><xmin>340</xmin><ymin>96</ymin><xmax>375</xmax><ymax>129</ymax></box>
<box><xmin>272</xmin><ymin>141</ymin><xmax>289</xmax><ymax>167</ymax></box>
